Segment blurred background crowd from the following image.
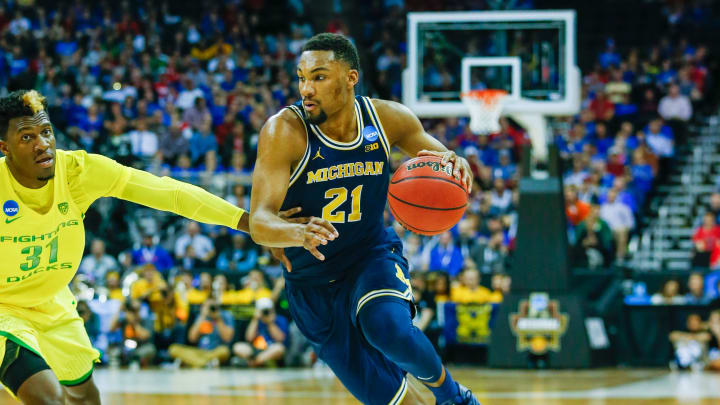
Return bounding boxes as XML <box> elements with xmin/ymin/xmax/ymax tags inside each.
<box><xmin>2</xmin><ymin>0</ymin><xmax>720</xmax><ymax>369</ymax></box>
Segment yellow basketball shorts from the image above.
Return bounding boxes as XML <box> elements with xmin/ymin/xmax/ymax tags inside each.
<box><xmin>0</xmin><ymin>287</ymin><xmax>100</xmax><ymax>392</ymax></box>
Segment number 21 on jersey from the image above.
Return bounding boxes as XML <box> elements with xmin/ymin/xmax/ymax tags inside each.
<box><xmin>322</xmin><ymin>185</ymin><xmax>362</xmax><ymax>223</ymax></box>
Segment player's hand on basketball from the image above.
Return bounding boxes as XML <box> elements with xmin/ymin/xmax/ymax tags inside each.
<box><xmin>302</xmin><ymin>217</ymin><xmax>339</xmax><ymax>262</ymax></box>
<box><xmin>417</xmin><ymin>150</ymin><xmax>474</xmax><ymax>193</ymax></box>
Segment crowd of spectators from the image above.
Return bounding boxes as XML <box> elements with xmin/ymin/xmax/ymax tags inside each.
<box><xmin>74</xmin><ymin>218</ymin><xmax>511</xmax><ymax>368</ymax></box>
<box><xmin>3</xmin><ymin>0</ymin><xmax>715</xmax><ymax>369</ymax></box>
<box><xmin>0</xmin><ymin>0</ymin><xmax>513</xmax><ymax>369</ymax></box>
<box><xmin>561</xmin><ymin>35</ymin><xmax>710</xmax><ymax>269</ymax></box>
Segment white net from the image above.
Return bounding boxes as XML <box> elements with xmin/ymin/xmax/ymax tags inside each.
<box><xmin>461</xmin><ymin>89</ymin><xmax>508</xmax><ymax>135</ymax></box>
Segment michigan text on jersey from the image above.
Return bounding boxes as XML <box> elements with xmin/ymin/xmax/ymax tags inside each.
<box><xmin>306</xmin><ymin>161</ymin><xmax>384</xmax><ymax>184</ymax></box>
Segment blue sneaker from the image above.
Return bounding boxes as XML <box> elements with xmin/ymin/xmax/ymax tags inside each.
<box><xmin>437</xmin><ymin>383</ymin><xmax>481</xmax><ymax>405</ymax></box>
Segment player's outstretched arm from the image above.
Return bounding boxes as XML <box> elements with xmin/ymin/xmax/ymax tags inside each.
<box><xmin>249</xmin><ymin>112</ymin><xmax>338</xmax><ymax>262</ymax></box>
<box><xmin>69</xmin><ymin>150</ymin><xmax>251</xmax><ymax>232</ymax></box>
<box><xmin>118</xmin><ymin>167</ymin><xmax>251</xmax><ymax>230</ymax></box>
<box><xmin>372</xmin><ymin>99</ymin><xmax>474</xmax><ymax>192</ymax></box>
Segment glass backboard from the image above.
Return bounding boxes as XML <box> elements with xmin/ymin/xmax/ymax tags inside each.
<box><xmin>404</xmin><ymin>10</ymin><xmax>580</xmax><ymax>117</ymax></box>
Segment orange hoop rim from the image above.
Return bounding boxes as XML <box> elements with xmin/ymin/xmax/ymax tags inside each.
<box><xmin>460</xmin><ymin>89</ymin><xmax>508</xmax><ymax>103</ymax></box>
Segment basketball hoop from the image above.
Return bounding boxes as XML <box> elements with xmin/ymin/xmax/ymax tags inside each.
<box><xmin>461</xmin><ymin>89</ymin><xmax>509</xmax><ymax>135</ymax></box>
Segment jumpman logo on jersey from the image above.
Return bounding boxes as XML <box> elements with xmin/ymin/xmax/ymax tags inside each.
<box><xmin>312</xmin><ymin>147</ymin><xmax>324</xmax><ymax>161</ymax></box>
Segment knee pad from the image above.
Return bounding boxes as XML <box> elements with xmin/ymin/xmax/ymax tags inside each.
<box><xmin>358</xmin><ymin>297</ymin><xmax>414</xmax><ymax>348</ymax></box>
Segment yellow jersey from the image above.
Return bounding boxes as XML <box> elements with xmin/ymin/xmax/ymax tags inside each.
<box><xmin>450</xmin><ymin>285</ymin><xmax>493</xmax><ymax>304</ymax></box>
<box><xmin>0</xmin><ymin>149</ymin><xmax>245</xmax><ymax>308</ymax></box>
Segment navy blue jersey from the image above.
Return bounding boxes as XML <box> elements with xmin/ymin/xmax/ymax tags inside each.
<box><xmin>280</xmin><ymin>96</ymin><xmax>402</xmax><ymax>285</ymax></box>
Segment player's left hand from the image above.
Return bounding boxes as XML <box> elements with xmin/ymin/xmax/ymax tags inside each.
<box><xmin>279</xmin><ymin>207</ymin><xmax>310</xmax><ymax>224</ymax></box>
<box><xmin>417</xmin><ymin>150</ymin><xmax>474</xmax><ymax>193</ymax></box>
<box><xmin>271</xmin><ymin>207</ymin><xmax>311</xmax><ymax>272</ymax></box>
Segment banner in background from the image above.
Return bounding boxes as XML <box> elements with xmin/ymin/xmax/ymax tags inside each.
<box><xmin>509</xmin><ymin>292</ymin><xmax>568</xmax><ymax>354</ymax></box>
<box><xmin>441</xmin><ymin>302</ymin><xmax>497</xmax><ymax>345</ymax></box>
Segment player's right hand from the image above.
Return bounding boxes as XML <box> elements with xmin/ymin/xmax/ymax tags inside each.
<box><xmin>302</xmin><ymin>217</ymin><xmax>339</xmax><ymax>261</ymax></box>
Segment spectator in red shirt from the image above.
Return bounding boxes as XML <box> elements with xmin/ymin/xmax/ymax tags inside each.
<box><xmin>214</xmin><ymin>112</ymin><xmax>236</xmax><ymax>146</ymax></box>
<box><xmin>589</xmin><ymin>90</ymin><xmax>615</xmax><ymax>122</ymax></box>
<box><xmin>565</xmin><ymin>185</ymin><xmax>591</xmax><ymax>226</ymax></box>
<box><xmin>499</xmin><ymin>117</ymin><xmax>528</xmax><ymax>148</ymax></box>
<box><xmin>0</xmin><ymin>6</ymin><xmax>9</xmax><ymax>33</ymax></box>
<box><xmin>117</xmin><ymin>11</ymin><xmax>140</xmax><ymax>36</ymax></box>
<box><xmin>606</xmin><ymin>148</ymin><xmax>626</xmax><ymax>177</ymax></box>
<box><xmin>692</xmin><ymin>212</ymin><xmax>720</xmax><ymax>268</ymax></box>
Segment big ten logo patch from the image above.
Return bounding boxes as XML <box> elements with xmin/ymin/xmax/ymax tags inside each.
<box><xmin>365</xmin><ymin>142</ymin><xmax>379</xmax><ymax>152</ymax></box>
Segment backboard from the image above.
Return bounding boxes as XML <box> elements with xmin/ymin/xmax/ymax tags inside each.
<box><xmin>404</xmin><ymin>10</ymin><xmax>580</xmax><ymax>118</ymax></box>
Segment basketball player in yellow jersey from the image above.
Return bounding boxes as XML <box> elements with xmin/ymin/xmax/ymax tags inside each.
<box><xmin>0</xmin><ymin>89</ymin><xmax>299</xmax><ymax>404</ymax></box>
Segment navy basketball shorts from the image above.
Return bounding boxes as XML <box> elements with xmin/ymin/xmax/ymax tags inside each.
<box><xmin>286</xmin><ymin>247</ymin><xmax>414</xmax><ymax>405</ymax></box>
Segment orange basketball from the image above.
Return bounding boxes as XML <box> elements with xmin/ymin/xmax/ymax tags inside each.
<box><xmin>388</xmin><ymin>156</ymin><xmax>469</xmax><ymax>236</ymax></box>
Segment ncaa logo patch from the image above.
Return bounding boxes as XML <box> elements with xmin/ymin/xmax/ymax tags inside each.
<box><xmin>362</xmin><ymin>126</ymin><xmax>379</xmax><ymax>142</ymax></box>
<box><xmin>3</xmin><ymin>200</ymin><xmax>19</xmax><ymax>216</ymax></box>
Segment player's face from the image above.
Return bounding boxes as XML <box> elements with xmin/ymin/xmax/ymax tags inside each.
<box><xmin>0</xmin><ymin>112</ymin><xmax>56</xmax><ymax>187</ymax></box>
<box><xmin>297</xmin><ymin>50</ymin><xmax>358</xmax><ymax>125</ymax></box>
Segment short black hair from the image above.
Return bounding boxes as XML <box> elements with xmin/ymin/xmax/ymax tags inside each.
<box><xmin>301</xmin><ymin>33</ymin><xmax>360</xmax><ymax>72</ymax></box>
<box><xmin>0</xmin><ymin>90</ymin><xmax>48</xmax><ymax>141</ymax></box>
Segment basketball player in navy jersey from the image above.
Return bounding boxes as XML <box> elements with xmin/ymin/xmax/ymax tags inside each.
<box><xmin>250</xmin><ymin>33</ymin><xmax>480</xmax><ymax>405</ymax></box>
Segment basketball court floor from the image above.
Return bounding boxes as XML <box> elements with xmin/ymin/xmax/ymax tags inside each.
<box><xmin>1</xmin><ymin>367</ymin><xmax>718</xmax><ymax>404</ymax></box>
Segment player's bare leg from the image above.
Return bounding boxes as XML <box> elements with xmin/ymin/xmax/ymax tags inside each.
<box><xmin>62</xmin><ymin>375</ymin><xmax>101</xmax><ymax>405</ymax></box>
<box><xmin>16</xmin><ymin>370</ymin><xmax>64</xmax><ymax>405</ymax></box>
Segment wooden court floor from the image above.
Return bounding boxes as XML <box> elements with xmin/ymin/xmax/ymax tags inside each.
<box><xmin>2</xmin><ymin>367</ymin><xmax>718</xmax><ymax>404</ymax></box>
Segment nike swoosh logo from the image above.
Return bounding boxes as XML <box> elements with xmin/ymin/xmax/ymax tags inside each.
<box><xmin>5</xmin><ymin>216</ymin><xmax>21</xmax><ymax>224</ymax></box>
<box><xmin>416</xmin><ymin>375</ymin><xmax>435</xmax><ymax>381</ymax></box>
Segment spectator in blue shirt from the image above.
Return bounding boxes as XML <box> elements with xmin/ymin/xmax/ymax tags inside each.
<box><xmin>209</xmin><ymin>93</ymin><xmax>228</xmax><ymax>127</ymax></box>
<box><xmin>429</xmin><ymin>232</ymin><xmax>464</xmax><ymax>277</ymax></box>
<box><xmin>232</xmin><ymin>297</ymin><xmax>289</xmax><ymax>367</ymax></box>
<box><xmin>8</xmin><ymin>46</ymin><xmax>28</xmax><ymax>77</ymax></box>
<box><xmin>476</xmin><ymin>134</ymin><xmax>498</xmax><ymax>167</ymax></box>
<box><xmin>219</xmin><ymin>70</ymin><xmax>237</xmax><ymax>92</ymax></box>
<box><xmin>656</xmin><ymin>59</ymin><xmax>677</xmax><ymax>86</ymax></box>
<box><xmin>189</xmin><ymin>119</ymin><xmax>219</xmax><ymax>165</ymax></box>
<box><xmin>600</xmin><ymin>177</ymin><xmax>638</xmax><ymax>213</ymax></box>
<box><xmin>644</xmin><ymin>118</ymin><xmax>674</xmax><ymax>158</ymax></box>
<box><xmin>55</xmin><ymin>31</ymin><xmax>78</xmax><ymax>57</ymax></box>
<box><xmin>590</xmin><ymin>122</ymin><xmax>613</xmax><ymax>158</ymax></box>
<box><xmin>492</xmin><ymin>150</ymin><xmax>516</xmax><ymax>180</ymax></box>
<box><xmin>614</xmin><ymin>93</ymin><xmax>638</xmax><ymax>118</ymax></box>
<box><xmin>630</xmin><ymin>148</ymin><xmax>655</xmax><ymax>196</ymax></box>
<box><xmin>216</xmin><ymin>233</ymin><xmax>258</xmax><ymax>275</ymax></box>
<box><xmin>131</xmin><ymin>233</ymin><xmax>174</xmax><ymax>274</ymax></box>
<box><xmin>598</xmin><ymin>40</ymin><xmax>621</xmax><ymax>68</ymax></box>
<box><xmin>626</xmin><ymin>129</ymin><xmax>647</xmax><ymax>152</ymax></box>
<box><xmin>557</xmin><ymin>123</ymin><xmax>588</xmax><ymax>159</ymax></box>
